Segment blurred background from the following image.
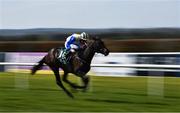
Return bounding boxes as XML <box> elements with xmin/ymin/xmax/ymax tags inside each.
<box><xmin>0</xmin><ymin>0</ymin><xmax>180</xmax><ymax>77</ymax></box>
<box><xmin>1</xmin><ymin>28</ymin><xmax>180</xmax><ymax>77</ymax></box>
<box><xmin>0</xmin><ymin>0</ymin><xmax>180</xmax><ymax>112</ymax></box>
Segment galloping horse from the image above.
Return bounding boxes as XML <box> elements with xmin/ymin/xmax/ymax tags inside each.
<box><xmin>31</xmin><ymin>37</ymin><xmax>109</xmax><ymax>98</ymax></box>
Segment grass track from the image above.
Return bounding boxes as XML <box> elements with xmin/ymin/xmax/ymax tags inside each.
<box><xmin>0</xmin><ymin>72</ymin><xmax>180</xmax><ymax>112</ymax></box>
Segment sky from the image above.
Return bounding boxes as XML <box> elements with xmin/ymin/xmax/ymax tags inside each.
<box><xmin>0</xmin><ymin>0</ymin><xmax>180</xmax><ymax>29</ymax></box>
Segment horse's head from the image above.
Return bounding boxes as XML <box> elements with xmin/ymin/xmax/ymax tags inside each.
<box><xmin>92</xmin><ymin>37</ymin><xmax>109</xmax><ymax>56</ymax></box>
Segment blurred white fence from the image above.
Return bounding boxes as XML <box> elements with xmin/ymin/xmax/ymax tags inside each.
<box><xmin>2</xmin><ymin>52</ymin><xmax>180</xmax><ymax>76</ymax></box>
<box><xmin>1</xmin><ymin>62</ymin><xmax>180</xmax><ymax>72</ymax></box>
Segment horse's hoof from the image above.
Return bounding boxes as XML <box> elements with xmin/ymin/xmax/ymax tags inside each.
<box><xmin>82</xmin><ymin>89</ymin><xmax>87</xmax><ymax>92</ymax></box>
<box><xmin>71</xmin><ymin>88</ymin><xmax>78</xmax><ymax>93</ymax></box>
<box><xmin>66</xmin><ymin>92</ymin><xmax>74</xmax><ymax>98</ymax></box>
<box><xmin>69</xmin><ymin>94</ymin><xmax>74</xmax><ymax>99</ymax></box>
<box><xmin>31</xmin><ymin>70</ymin><xmax>35</xmax><ymax>75</ymax></box>
<box><xmin>31</xmin><ymin>72</ymin><xmax>34</xmax><ymax>75</ymax></box>
<box><xmin>82</xmin><ymin>86</ymin><xmax>89</xmax><ymax>92</ymax></box>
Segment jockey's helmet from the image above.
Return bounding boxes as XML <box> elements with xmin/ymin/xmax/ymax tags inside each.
<box><xmin>80</xmin><ymin>32</ymin><xmax>88</xmax><ymax>40</ymax></box>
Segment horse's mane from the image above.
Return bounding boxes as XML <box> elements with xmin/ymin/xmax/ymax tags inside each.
<box><xmin>86</xmin><ymin>36</ymin><xmax>100</xmax><ymax>46</ymax></box>
<box><xmin>78</xmin><ymin>37</ymin><xmax>99</xmax><ymax>61</ymax></box>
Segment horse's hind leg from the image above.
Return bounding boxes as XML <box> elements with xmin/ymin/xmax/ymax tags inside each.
<box><xmin>31</xmin><ymin>57</ymin><xmax>45</xmax><ymax>75</ymax></box>
<box><xmin>51</xmin><ymin>67</ymin><xmax>74</xmax><ymax>98</ymax></box>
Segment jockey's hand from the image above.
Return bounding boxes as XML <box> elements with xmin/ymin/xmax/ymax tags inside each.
<box><xmin>80</xmin><ymin>39</ymin><xmax>87</xmax><ymax>44</ymax></box>
<box><xmin>81</xmin><ymin>40</ymin><xmax>87</xmax><ymax>46</ymax></box>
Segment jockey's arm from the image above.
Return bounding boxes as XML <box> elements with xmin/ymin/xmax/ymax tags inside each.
<box><xmin>69</xmin><ymin>34</ymin><xmax>87</xmax><ymax>49</ymax></box>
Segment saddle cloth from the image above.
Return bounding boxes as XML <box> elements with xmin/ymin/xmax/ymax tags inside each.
<box><xmin>57</xmin><ymin>48</ymin><xmax>70</xmax><ymax>65</ymax></box>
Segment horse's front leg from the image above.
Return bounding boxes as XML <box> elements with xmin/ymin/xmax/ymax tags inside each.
<box><xmin>62</xmin><ymin>72</ymin><xmax>85</xmax><ymax>89</ymax></box>
<box><xmin>75</xmin><ymin>72</ymin><xmax>90</xmax><ymax>91</ymax></box>
<box><xmin>81</xmin><ymin>75</ymin><xmax>90</xmax><ymax>92</ymax></box>
<box><xmin>51</xmin><ymin>67</ymin><xmax>74</xmax><ymax>98</ymax></box>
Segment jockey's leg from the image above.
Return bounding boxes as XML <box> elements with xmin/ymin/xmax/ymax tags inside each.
<box><xmin>70</xmin><ymin>44</ymin><xmax>78</xmax><ymax>52</ymax></box>
<box><xmin>65</xmin><ymin>44</ymin><xmax>77</xmax><ymax>60</ymax></box>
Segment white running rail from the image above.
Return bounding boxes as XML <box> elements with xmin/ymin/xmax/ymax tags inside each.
<box><xmin>1</xmin><ymin>62</ymin><xmax>180</xmax><ymax>72</ymax></box>
<box><xmin>0</xmin><ymin>62</ymin><xmax>180</xmax><ymax>69</ymax></box>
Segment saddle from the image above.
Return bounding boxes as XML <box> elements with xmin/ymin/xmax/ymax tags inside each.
<box><xmin>57</xmin><ymin>48</ymin><xmax>84</xmax><ymax>73</ymax></box>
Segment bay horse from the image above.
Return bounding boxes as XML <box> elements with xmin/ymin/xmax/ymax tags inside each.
<box><xmin>31</xmin><ymin>37</ymin><xmax>109</xmax><ymax>98</ymax></box>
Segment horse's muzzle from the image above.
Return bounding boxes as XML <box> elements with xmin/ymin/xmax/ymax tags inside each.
<box><xmin>104</xmin><ymin>48</ymin><xmax>109</xmax><ymax>56</ymax></box>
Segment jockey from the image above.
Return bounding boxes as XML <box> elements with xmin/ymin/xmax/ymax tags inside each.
<box><xmin>64</xmin><ymin>32</ymin><xmax>88</xmax><ymax>71</ymax></box>
<box><xmin>65</xmin><ymin>32</ymin><xmax>88</xmax><ymax>53</ymax></box>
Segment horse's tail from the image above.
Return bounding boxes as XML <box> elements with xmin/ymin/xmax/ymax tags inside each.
<box><xmin>31</xmin><ymin>56</ymin><xmax>45</xmax><ymax>75</ymax></box>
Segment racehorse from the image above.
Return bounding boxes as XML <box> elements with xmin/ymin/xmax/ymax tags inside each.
<box><xmin>31</xmin><ymin>37</ymin><xmax>109</xmax><ymax>98</ymax></box>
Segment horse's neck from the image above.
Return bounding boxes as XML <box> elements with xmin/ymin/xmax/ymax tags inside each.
<box><xmin>82</xmin><ymin>42</ymin><xmax>95</xmax><ymax>64</ymax></box>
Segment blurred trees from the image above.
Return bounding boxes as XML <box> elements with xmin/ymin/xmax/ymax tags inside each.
<box><xmin>0</xmin><ymin>28</ymin><xmax>180</xmax><ymax>52</ymax></box>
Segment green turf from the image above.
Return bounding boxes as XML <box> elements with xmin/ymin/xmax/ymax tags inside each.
<box><xmin>0</xmin><ymin>72</ymin><xmax>180</xmax><ymax>112</ymax></box>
